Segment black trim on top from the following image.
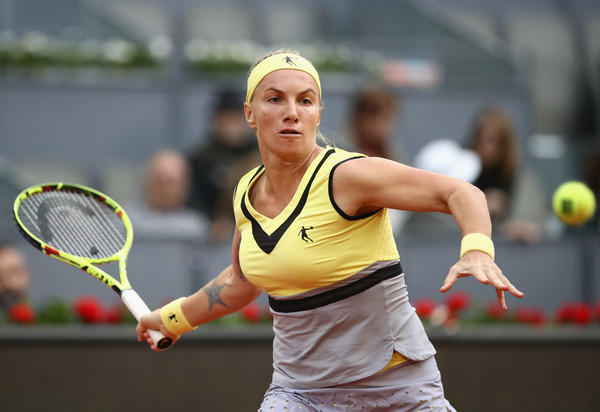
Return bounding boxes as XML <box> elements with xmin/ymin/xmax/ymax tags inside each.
<box><xmin>269</xmin><ymin>262</ymin><xmax>402</xmax><ymax>313</ymax></box>
<box><xmin>240</xmin><ymin>149</ymin><xmax>336</xmax><ymax>254</ymax></box>
<box><xmin>246</xmin><ymin>165</ymin><xmax>265</xmax><ymax>187</ymax></box>
<box><xmin>328</xmin><ymin>156</ymin><xmax>382</xmax><ymax>221</ymax></box>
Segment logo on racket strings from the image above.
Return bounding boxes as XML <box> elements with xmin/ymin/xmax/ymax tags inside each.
<box><xmin>38</xmin><ymin>197</ymin><xmax>96</xmax><ymax>243</ymax></box>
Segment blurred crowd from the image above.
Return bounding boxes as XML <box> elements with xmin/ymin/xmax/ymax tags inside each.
<box><xmin>0</xmin><ymin>243</ymin><xmax>31</xmax><ymax>319</ymax></box>
<box><xmin>122</xmin><ymin>86</ymin><xmax>564</xmax><ymax>247</ymax></box>
<box><xmin>102</xmin><ymin>83</ymin><xmax>599</xmax><ymax>249</ymax></box>
<box><xmin>2</xmin><ymin>82</ymin><xmax>599</xmax><ymax>319</ymax></box>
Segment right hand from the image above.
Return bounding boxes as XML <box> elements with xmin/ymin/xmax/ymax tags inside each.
<box><xmin>136</xmin><ymin>309</ymin><xmax>179</xmax><ymax>352</ymax></box>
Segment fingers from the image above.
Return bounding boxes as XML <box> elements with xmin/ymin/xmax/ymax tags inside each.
<box><xmin>440</xmin><ymin>266</ymin><xmax>470</xmax><ymax>293</ymax></box>
<box><xmin>440</xmin><ymin>273</ymin><xmax>455</xmax><ymax>294</ymax></box>
<box><xmin>497</xmin><ymin>289</ymin><xmax>506</xmax><ymax>310</ymax></box>
<box><xmin>440</xmin><ymin>274</ymin><xmax>461</xmax><ymax>293</ymax></box>
<box><xmin>136</xmin><ymin>312</ymin><xmax>178</xmax><ymax>351</ymax></box>
<box><xmin>141</xmin><ymin>332</ymin><xmax>161</xmax><ymax>352</ymax></box>
<box><xmin>442</xmin><ymin>256</ymin><xmax>524</xmax><ymax>310</ymax></box>
<box><xmin>136</xmin><ymin>323</ymin><xmax>147</xmax><ymax>342</ymax></box>
<box><xmin>440</xmin><ymin>263</ymin><xmax>486</xmax><ymax>293</ymax></box>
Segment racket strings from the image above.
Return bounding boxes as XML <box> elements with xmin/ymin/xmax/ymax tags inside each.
<box><xmin>37</xmin><ymin>192</ymin><xmax>124</xmax><ymax>258</ymax></box>
<box><xmin>50</xmin><ymin>192</ymin><xmax>115</xmax><ymax>258</ymax></box>
<box><xmin>38</xmin><ymin>193</ymin><xmax>102</xmax><ymax>255</ymax></box>
<box><xmin>56</xmin><ymin>191</ymin><xmax>126</xmax><ymax>257</ymax></box>
<box><xmin>64</xmin><ymin>191</ymin><xmax>126</xmax><ymax>256</ymax></box>
<box><xmin>18</xmin><ymin>189</ymin><xmax>127</xmax><ymax>259</ymax></box>
<box><xmin>21</xmin><ymin>192</ymin><xmax>106</xmax><ymax>257</ymax></box>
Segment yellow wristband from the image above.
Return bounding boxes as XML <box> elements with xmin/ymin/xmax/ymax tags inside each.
<box><xmin>460</xmin><ymin>233</ymin><xmax>495</xmax><ymax>260</ymax></box>
<box><xmin>160</xmin><ymin>297</ymin><xmax>197</xmax><ymax>335</ymax></box>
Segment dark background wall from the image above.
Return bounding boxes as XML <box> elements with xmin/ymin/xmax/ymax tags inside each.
<box><xmin>0</xmin><ymin>327</ymin><xmax>598</xmax><ymax>412</ymax></box>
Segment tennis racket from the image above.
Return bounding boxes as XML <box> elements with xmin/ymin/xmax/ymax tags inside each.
<box><xmin>13</xmin><ymin>182</ymin><xmax>172</xmax><ymax>350</ymax></box>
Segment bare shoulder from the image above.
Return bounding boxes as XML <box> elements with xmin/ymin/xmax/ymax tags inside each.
<box><xmin>333</xmin><ymin>156</ymin><xmax>410</xmax><ymax>190</ymax></box>
<box><xmin>336</xmin><ymin>156</ymin><xmax>395</xmax><ymax>177</ymax></box>
<box><xmin>332</xmin><ymin>156</ymin><xmax>404</xmax><ymax>215</ymax></box>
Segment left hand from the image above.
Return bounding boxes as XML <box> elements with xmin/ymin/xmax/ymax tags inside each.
<box><xmin>440</xmin><ymin>250</ymin><xmax>524</xmax><ymax>309</ymax></box>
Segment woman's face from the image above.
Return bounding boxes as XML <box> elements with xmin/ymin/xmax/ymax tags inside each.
<box><xmin>474</xmin><ymin>123</ymin><xmax>504</xmax><ymax>168</ymax></box>
<box><xmin>244</xmin><ymin>69</ymin><xmax>322</xmax><ymax>162</ymax></box>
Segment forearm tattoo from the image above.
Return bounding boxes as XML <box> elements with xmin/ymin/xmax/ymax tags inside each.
<box><xmin>204</xmin><ymin>279</ymin><xmax>229</xmax><ymax>311</ymax></box>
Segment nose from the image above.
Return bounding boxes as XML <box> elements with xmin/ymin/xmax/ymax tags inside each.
<box><xmin>284</xmin><ymin>102</ymin><xmax>299</xmax><ymax>123</ymax></box>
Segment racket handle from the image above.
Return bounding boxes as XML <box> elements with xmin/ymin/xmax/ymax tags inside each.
<box><xmin>121</xmin><ymin>289</ymin><xmax>173</xmax><ymax>350</ymax></box>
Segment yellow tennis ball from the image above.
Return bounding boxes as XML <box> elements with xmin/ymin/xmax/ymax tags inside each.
<box><xmin>552</xmin><ymin>181</ymin><xmax>596</xmax><ymax>226</ymax></box>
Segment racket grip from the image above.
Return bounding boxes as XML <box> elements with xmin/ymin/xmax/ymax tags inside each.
<box><xmin>121</xmin><ymin>289</ymin><xmax>173</xmax><ymax>350</ymax></box>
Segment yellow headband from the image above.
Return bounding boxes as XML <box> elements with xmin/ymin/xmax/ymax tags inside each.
<box><xmin>246</xmin><ymin>53</ymin><xmax>321</xmax><ymax>102</ymax></box>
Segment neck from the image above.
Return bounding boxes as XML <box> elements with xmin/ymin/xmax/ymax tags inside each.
<box><xmin>251</xmin><ymin>145</ymin><xmax>323</xmax><ymax>217</ymax></box>
<box><xmin>261</xmin><ymin>145</ymin><xmax>322</xmax><ymax>192</ymax></box>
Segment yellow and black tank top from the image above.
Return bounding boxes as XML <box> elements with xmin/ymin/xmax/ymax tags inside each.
<box><xmin>233</xmin><ymin>147</ymin><xmax>436</xmax><ymax>388</ymax></box>
<box><xmin>234</xmin><ymin>147</ymin><xmax>400</xmax><ymax>297</ymax></box>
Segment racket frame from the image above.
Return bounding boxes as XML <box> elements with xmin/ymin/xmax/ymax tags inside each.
<box><xmin>13</xmin><ymin>182</ymin><xmax>172</xmax><ymax>349</ymax></box>
<box><xmin>14</xmin><ymin>183</ymin><xmax>133</xmax><ymax>291</ymax></box>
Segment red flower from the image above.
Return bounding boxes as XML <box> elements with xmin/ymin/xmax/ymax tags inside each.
<box><xmin>555</xmin><ymin>302</ymin><xmax>574</xmax><ymax>324</ymax></box>
<box><xmin>9</xmin><ymin>303</ymin><xmax>35</xmax><ymax>324</ymax></box>
<box><xmin>531</xmin><ymin>310</ymin><xmax>546</xmax><ymax>327</ymax></box>
<box><xmin>105</xmin><ymin>304</ymin><xmax>124</xmax><ymax>324</ymax></box>
<box><xmin>240</xmin><ymin>301</ymin><xmax>262</xmax><ymax>323</ymax></box>
<box><xmin>571</xmin><ymin>303</ymin><xmax>592</xmax><ymax>325</ymax></box>
<box><xmin>445</xmin><ymin>292</ymin><xmax>470</xmax><ymax>314</ymax></box>
<box><xmin>555</xmin><ymin>302</ymin><xmax>592</xmax><ymax>325</ymax></box>
<box><xmin>73</xmin><ymin>295</ymin><xmax>104</xmax><ymax>323</ymax></box>
<box><xmin>414</xmin><ymin>298</ymin><xmax>437</xmax><ymax>319</ymax></box>
<box><xmin>485</xmin><ymin>301</ymin><xmax>505</xmax><ymax>320</ymax></box>
<box><xmin>515</xmin><ymin>306</ymin><xmax>545</xmax><ymax>326</ymax></box>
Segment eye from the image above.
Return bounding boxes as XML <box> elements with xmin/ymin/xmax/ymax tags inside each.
<box><xmin>267</xmin><ymin>96</ymin><xmax>281</xmax><ymax>103</ymax></box>
<box><xmin>299</xmin><ymin>97</ymin><xmax>312</xmax><ymax>105</ymax></box>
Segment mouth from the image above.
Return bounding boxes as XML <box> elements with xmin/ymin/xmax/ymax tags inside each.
<box><xmin>279</xmin><ymin>129</ymin><xmax>301</xmax><ymax>136</ymax></box>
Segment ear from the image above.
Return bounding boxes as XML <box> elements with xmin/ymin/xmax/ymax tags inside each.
<box><xmin>316</xmin><ymin>105</ymin><xmax>322</xmax><ymax>127</ymax></box>
<box><xmin>244</xmin><ymin>102</ymin><xmax>257</xmax><ymax>130</ymax></box>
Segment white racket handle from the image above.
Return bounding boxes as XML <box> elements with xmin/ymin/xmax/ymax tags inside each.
<box><xmin>121</xmin><ymin>289</ymin><xmax>173</xmax><ymax>350</ymax></box>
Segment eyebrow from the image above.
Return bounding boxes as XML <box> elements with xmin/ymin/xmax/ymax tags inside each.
<box><xmin>264</xmin><ymin>87</ymin><xmax>317</xmax><ymax>96</ymax></box>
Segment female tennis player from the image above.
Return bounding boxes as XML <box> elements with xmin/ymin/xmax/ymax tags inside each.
<box><xmin>137</xmin><ymin>50</ymin><xmax>524</xmax><ymax>411</ymax></box>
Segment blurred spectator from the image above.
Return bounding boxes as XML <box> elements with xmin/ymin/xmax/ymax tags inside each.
<box><xmin>346</xmin><ymin>85</ymin><xmax>402</xmax><ymax>161</ymax></box>
<box><xmin>467</xmin><ymin>107</ymin><xmax>518</xmax><ymax>223</ymax></box>
<box><xmin>405</xmin><ymin>139</ymin><xmax>482</xmax><ymax>238</ymax></box>
<box><xmin>0</xmin><ymin>243</ymin><xmax>31</xmax><ymax>312</ymax></box>
<box><xmin>126</xmin><ymin>149</ymin><xmax>210</xmax><ymax>241</ymax></box>
<box><xmin>466</xmin><ymin>106</ymin><xmax>546</xmax><ymax>243</ymax></box>
<box><xmin>188</xmin><ymin>88</ymin><xmax>260</xmax><ymax>242</ymax></box>
<box><xmin>344</xmin><ymin>85</ymin><xmax>409</xmax><ymax>234</ymax></box>
<box><xmin>414</xmin><ymin>139</ymin><xmax>482</xmax><ymax>183</ymax></box>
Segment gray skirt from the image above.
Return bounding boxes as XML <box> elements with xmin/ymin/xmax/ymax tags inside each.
<box><xmin>258</xmin><ymin>357</ymin><xmax>456</xmax><ymax>411</ymax></box>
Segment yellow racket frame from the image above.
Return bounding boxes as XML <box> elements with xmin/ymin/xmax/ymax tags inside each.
<box><xmin>13</xmin><ymin>182</ymin><xmax>172</xmax><ymax>350</ymax></box>
<box><xmin>13</xmin><ymin>182</ymin><xmax>134</xmax><ymax>293</ymax></box>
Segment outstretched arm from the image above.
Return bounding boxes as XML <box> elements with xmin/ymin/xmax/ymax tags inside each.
<box><xmin>332</xmin><ymin>156</ymin><xmax>524</xmax><ymax>308</ymax></box>
<box><xmin>136</xmin><ymin>228</ymin><xmax>261</xmax><ymax>351</ymax></box>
